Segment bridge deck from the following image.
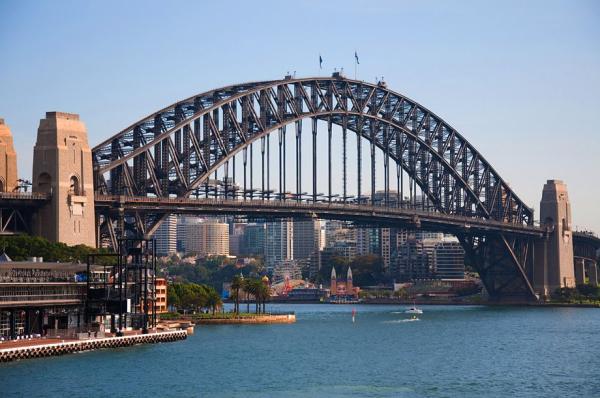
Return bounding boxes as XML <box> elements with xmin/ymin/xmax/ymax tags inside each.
<box><xmin>0</xmin><ymin>193</ymin><xmax>50</xmax><ymax>207</ymax></box>
<box><xmin>95</xmin><ymin>195</ymin><xmax>545</xmax><ymax>237</ymax></box>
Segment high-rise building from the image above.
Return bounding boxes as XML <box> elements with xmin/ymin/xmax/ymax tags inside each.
<box><xmin>293</xmin><ymin>220</ymin><xmax>321</xmax><ymax>260</ymax></box>
<box><xmin>293</xmin><ymin>219</ymin><xmax>322</xmax><ymax>278</ymax></box>
<box><xmin>320</xmin><ymin>240</ymin><xmax>357</xmax><ymax>272</ymax></box>
<box><xmin>434</xmin><ymin>241</ymin><xmax>465</xmax><ymax>279</ymax></box>
<box><xmin>393</xmin><ymin>238</ymin><xmax>438</xmax><ymax>280</ymax></box>
<box><xmin>203</xmin><ymin>221</ymin><xmax>229</xmax><ymax>256</ymax></box>
<box><xmin>392</xmin><ymin>231</ymin><xmax>464</xmax><ymax>281</ymax></box>
<box><xmin>319</xmin><ymin>224</ymin><xmax>327</xmax><ymax>250</ymax></box>
<box><xmin>265</xmin><ymin>219</ymin><xmax>293</xmax><ymax>271</ymax></box>
<box><xmin>325</xmin><ymin>220</ymin><xmax>355</xmax><ymax>247</ymax></box>
<box><xmin>178</xmin><ymin>217</ymin><xmax>229</xmax><ymax>256</ymax></box>
<box><xmin>356</xmin><ymin>228</ymin><xmax>373</xmax><ymax>255</ymax></box>
<box><xmin>154</xmin><ymin>214</ymin><xmax>177</xmax><ymax>256</ymax></box>
<box><xmin>243</xmin><ymin>223</ymin><xmax>266</xmax><ymax>257</ymax></box>
<box><xmin>229</xmin><ymin>222</ymin><xmax>246</xmax><ymax>256</ymax></box>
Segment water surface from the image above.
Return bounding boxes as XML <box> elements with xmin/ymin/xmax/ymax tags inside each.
<box><xmin>1</xmin><ymin>304</ymin><xmax>598</xmax><ymax>397</ymax></box>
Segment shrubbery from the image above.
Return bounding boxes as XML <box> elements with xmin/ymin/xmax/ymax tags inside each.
<box><xmin>0</xmin><ymin>235</ymin><xmax>114</xmax><ymax>264</ymax></box>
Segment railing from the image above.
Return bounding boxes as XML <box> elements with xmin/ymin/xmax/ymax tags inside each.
<box><xmin>0</xmin><ymin>192</ymin><xmax>50</xmax><ymax>200</ymax></box>
<box><xmin>0</xmin><ymin>293</ymin><xmax>84</xmax><ymax>303</ymax></box>
<box><xmin>46</xmin><ymin>326</ymin><xmax>104</xmax><ymax>339</ymax></box>
<box><xmin>574</xmin><ymin>229</ymin><xmax>599</xmax><ymax>239</ymax></box>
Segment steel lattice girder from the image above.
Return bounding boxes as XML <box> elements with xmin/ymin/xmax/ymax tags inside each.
<box><xmin>93</xmin><ymin>76</ymin><xmax>533</xmax><ymax>226</ymax></box>
<box><xmin>92</xmin><ymin>76</ymin><xmax>540</xmax><ymax>300</ymax></box>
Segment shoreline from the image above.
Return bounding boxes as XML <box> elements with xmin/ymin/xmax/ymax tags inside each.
<box><xmin>162</xmin><ymin>313</ymin><xmax>297</xmax><ymax>325</ymax></box>
<box><xmin>0</xmin><ymin>330</ymin><xmax>187</xmax><ymax>363</ymax></box>
<box><xmin>244</xmin><ymin>299</ymin><xmax>600</xmax><ymax>308</ymax></box>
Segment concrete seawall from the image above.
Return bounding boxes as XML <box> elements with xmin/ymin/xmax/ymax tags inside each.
<box><xmin>195</xmin><ymin>314</ymin><xmax>296</xmax><ymax>325</ymax></box>
<box><xmin>0</xmin><ymin>330</ymin><xmax>187</xmax><ymax>363</ymax></box>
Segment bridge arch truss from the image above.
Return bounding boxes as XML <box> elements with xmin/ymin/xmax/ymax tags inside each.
<box><xmin>93</xmin><ymin>75</ymin><xmax>538</xmax><ymax>301</ymax></box>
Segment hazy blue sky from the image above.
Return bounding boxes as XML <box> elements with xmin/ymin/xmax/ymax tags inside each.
<box><xmin>1</xmin><ymin>0</ymin><xmax>598</xmax><ymax>231</ymax></box>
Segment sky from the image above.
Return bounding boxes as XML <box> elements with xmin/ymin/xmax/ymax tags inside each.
<box><xmin>0</xmin><ymin>0</ymin><xmax>599</xmax><ymax>231</ymax></box>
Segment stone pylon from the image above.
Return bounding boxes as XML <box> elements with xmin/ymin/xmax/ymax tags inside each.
<box><xmin>0</xmin><ymin>118</ymin><xmax>18</xmax><ymax>192</ymax></box>
<box><xmin>533</xmin><ymin>180</ymin><xmax>575</xmax><ymax>297</ymax></box>
<box><xmin>32</xmin><ymin>112</ymin><xmax>96</xmax><ymax>247</ymax></box>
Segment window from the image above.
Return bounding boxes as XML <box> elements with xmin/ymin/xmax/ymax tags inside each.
<box><xmin>69</xmin><ymin>176</ymin><xmax>80</xmax><ymax>195</ymax></box>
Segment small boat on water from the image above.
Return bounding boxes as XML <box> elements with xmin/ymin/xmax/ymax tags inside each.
<box><xmin>404</xmin><ymin>305</ymin><xmax>423</xmax><ymax>314</ymax></box>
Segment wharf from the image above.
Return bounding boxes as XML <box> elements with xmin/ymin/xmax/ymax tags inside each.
<box><xmin>0</xmin><ymin>330</ymin><xmax>187</xmax><ymax>363</ymax></box>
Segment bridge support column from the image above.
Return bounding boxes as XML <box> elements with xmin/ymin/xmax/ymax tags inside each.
<box><xmin>574</xmin><ymin>258</ymin><xmax>585</xmax><ymax>285</ymax></box>
<box><xmin>0</xmin><ymin>118</ymin><xmax>18</xmax><ymax>193</ymax></box>
<box><xmin>32</xmin><ymin>112</ymin><xmax>96</xmax><ymax>247</ymax></box>
<box><xmin>534</xmin><ymin>180</ymin><xmax>575</xmax><ymax>297</ymax></box>
<box><xmin>586</xmin><ymin>261</ymin><xmax>598</xmax><ymax>287</ymax></box>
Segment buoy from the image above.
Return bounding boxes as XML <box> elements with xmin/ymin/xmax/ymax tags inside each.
<box><xmin>352</xmin><ymin>308</ymin><xmax>356</xmax><ymax>323</ymax></box>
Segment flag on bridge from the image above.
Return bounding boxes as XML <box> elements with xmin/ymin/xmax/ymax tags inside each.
<box><xmin>319</xmin><ymin>55</ymin><xmax>323</xmax><ymax>69</ymax></box>
<box><xmin>355</xmin><ymin>51</ymin><xmax>359</xmax><ymax>65</ymax></box>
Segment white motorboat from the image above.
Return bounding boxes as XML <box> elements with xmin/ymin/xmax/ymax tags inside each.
<box><xmin>404</xmin><ymin>306</ymin><xmax>423</xmax><ymax>314</ymax></box>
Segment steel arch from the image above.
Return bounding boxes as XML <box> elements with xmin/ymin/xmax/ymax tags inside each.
<box><xmin>93</xmin><ymin>76</ymin><xmax>533</xmax><ymax>224</ymax></box>
<box><xmin>92</xmin><ymin>75</ymin><xmax>539</xmax><ymax>301</ymax></box>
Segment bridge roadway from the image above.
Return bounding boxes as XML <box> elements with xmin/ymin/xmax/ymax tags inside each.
<box><xmin>94</xmin><ymin>195</ymin><xmax>546</xmax><ymax>238</ymax></box>
<box><xmin>0</xmin><ymin>192</ymin><xmax>50</xmax><ymax>206</ymax></box>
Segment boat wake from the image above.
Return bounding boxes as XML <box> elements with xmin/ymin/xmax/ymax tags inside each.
<box><xmin>384</xmin><ymin>318</ymin><xmax>420</xmax><ymax>323</ymax></box>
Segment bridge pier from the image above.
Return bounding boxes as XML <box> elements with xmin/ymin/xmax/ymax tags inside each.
<box><xmin>533</xmin><ymin>180</ymin><xmax>575</xmax><ymax>297</ymax></box>
<box><xmin>32</xmin><ymin>112</ymin><xmax>96</xmax><ymax>247</ymax></box>
<box><xmin>574</xmin><ymin>258</ymin><xmax>585</xmax><ymax>285</ymax></box>
<box><xmin>0</xmin><ymin>119</ymin><xmax>18</xmax><ymax>192</ymax></box>
<box><xmin>586</xmin><ymin>261</ymin><xmax>598</xmax><ymax>287</ymax></box>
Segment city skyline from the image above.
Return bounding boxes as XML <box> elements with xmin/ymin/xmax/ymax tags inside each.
<box><xmin>0</xmin><ymin>0</ymin><xmax>599</xmax><ymax>231</ymax></box>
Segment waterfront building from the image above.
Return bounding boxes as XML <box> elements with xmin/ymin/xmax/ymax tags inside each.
<box><xmin>265</xmin><ymin>219</ymin><xmax>293</xmax><ymax>271</ymax></box>
<box><xmin>434</xmin><ymin>241</ymin><xmax>465</xmax><ymax>279</ymax></box>
<box><xmin>393</xmin><ymin>238</ymin><xmax>438</xmax><ymax>280</ymax></box>
<box><xmin>154</xmin><ymin>278</ymin><xmax>168</xmax><ymax>314</ymax></box>
<box><xmin>392</xmin><ymin>231</ymin><xmax>465</xmax><ymax>281</ymax></box>
<box><xmin>329</xmin><ymin>266</ymin><xmax>359</xmax><ymax>299</ymax></box>
<box><xmin>154</xmin><ymin>214</ymin><xmax>177</xmax><ymax>256</ymax></box>
<box><xmin>0</xmin><ymin>257</ymin><xmax>88</xmax><ymax>339</ymax></box>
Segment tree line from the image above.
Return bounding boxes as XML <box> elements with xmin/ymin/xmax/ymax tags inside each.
<box><xmin>168</xmin><ymin>282</ymin><xmax>223</xmax><ymax>314</ymax></box>
<box><xmin>0</xmin><ymin>235</ymin><xmax>115</xmax><ymax>264</ymax></box>
<box><xmin>230</xmin><ymin>276</ymin><xmax>270</xmax><ymax>314</ymax></box>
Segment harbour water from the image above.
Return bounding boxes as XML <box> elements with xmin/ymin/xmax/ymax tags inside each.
<box><xmin>1</xmin><ymin>304</ymin><xmax>599</xmax><ymax>397</ymax></box>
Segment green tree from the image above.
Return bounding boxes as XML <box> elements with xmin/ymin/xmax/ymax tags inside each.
<box><xmin>167</xmin><ymin>284</ymin><xmax>181</xmax><ymax>310</ymax></box>
<box><xmin>230</xmin><ymin>275</ymin><xmax>243</xmax><ymax>314</ymax></box>
<box><xmin>206</xmin><ymin>287</ymin><xmax>222</xmax><ymax>315</ymax></box>
<box><xmin>256</xmin><ymin>281</ymin><xmax>270</xmax><ymax>314</ymax></box>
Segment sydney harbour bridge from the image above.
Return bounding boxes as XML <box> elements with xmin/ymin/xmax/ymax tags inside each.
<box><xmin>1</xmin><ymin>73</ymin><xmax>598</xmax><ymax>302</ymax></box>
